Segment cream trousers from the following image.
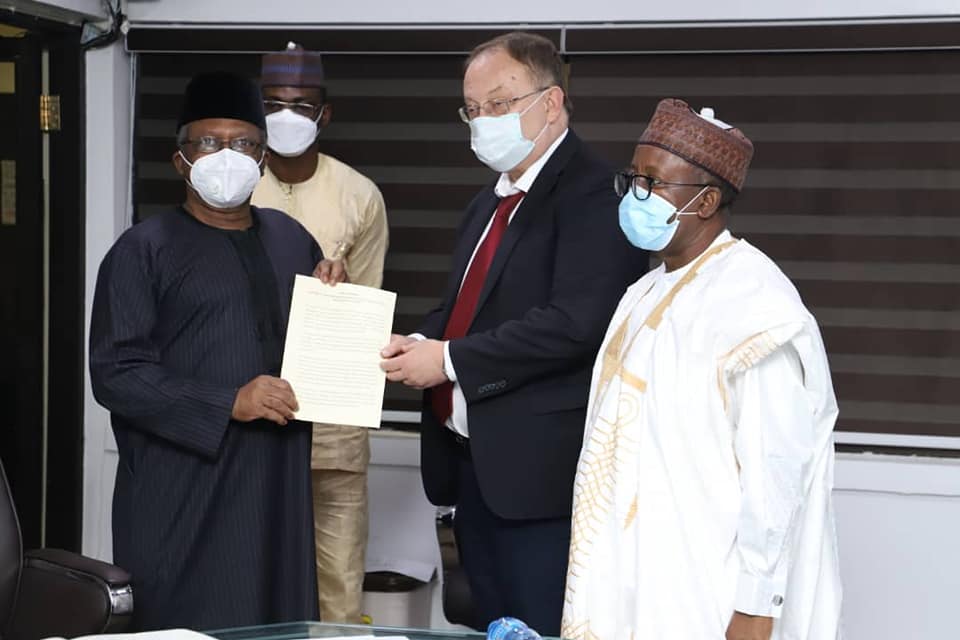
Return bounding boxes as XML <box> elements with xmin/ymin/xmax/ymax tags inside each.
<box><xmin>311</xmin><ymin>468</ymin><xmax>369</xmax><ymax>623</ymax></box>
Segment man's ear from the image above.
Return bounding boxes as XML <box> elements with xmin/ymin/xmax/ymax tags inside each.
<box><xmin>697</xmin><ymin>186</ymin><xmax>722</xmax><ymax>220</ymax></box>
<box><xmin>545</xmin><ymin>86</ymin><xmax>564</xmax><ymax>123</ymax></box>
<box><xmin>320</xmin><ymin>103</ymin><xmax>333</xmax><ymax>128</ymax></box>
<box><xmin>172</xmin><ymin>149</ymin><xmax>188</xmax><ymax>178</ymax></box>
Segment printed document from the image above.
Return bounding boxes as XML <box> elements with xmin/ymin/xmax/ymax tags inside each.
<box><xmin>281</xmin><ymin>276</ymin><xmax>396</xmax><ymax>428</ymax></box>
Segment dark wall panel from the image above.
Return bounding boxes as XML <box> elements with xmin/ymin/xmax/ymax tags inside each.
<box><xmin>132</xmin><ymin>30</ymin><xmax>960</xmax><ymax>443</ymax></box>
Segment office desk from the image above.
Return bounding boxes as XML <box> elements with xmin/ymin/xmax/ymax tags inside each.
<box><xmin>209</xmin><ymin>621</ymin><xmax>558</xmax><ymax>640</ymax></box>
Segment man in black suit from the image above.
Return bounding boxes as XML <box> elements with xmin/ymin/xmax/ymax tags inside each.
<box><xmin>380</xmin><ymin>32</ymin><xmax>647</xmax><ymax>635</ymax></box>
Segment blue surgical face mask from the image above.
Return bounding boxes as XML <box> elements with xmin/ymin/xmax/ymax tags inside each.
<box><xmin>618</xmin><ymin>186</ymin><xmax>709</xmax><ymax>251</ymax></box>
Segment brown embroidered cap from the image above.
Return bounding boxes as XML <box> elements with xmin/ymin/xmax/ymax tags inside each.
<box><xmin>261</xmin><ymin>42</ymin><xmax>325</xmax><ymax>88</ymax></box>
<box><xmin>638</xmin><ymin>98</ymin><xmax>754</xmax><ymax>191</ymax></box>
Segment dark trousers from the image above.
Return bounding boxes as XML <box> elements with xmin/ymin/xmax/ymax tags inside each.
<box><xmin>453</xmin><ymin>447</ymin><xmax>571</xmax><ymax>636</ymax></box>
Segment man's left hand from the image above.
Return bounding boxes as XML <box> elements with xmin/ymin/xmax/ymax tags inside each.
<box><xmin>313</xmin><ymin>258</ymin><xmax>349</xmax><ymax>285</ymax></box>
<box><xmin>726</xmin><ymin>612</ymin><xmax>774</xmax><ymax>640</ymax></box>
<box><xmin>380</xmin><ymin>339</ymin><xmax>447</xmax><ymax>389</ymax></box>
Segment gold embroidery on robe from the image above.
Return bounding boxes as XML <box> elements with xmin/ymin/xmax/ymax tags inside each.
<box><xmin>568</xmin><ymin>396</ymin><xmax>640</xmax><ymax>587</ymax></box>
<box><xmin>596</xmin><ymin>320</ymin><xmax>627</xmax><ymax>404</ymax></box>
<box><xmin>619</xmin><ymin>366</ymin><xmax>647</xmax><ymax>393</ymax></box>
<box><xmin>566</xmin><ymin>238</ymin><xmax>740</xmax><ymax>640</ymax></box>
<box><xmin>624</xmin><ymin>494</ymin><xmax>638</xmax><ymax>530</ymax></box>
<box><xmin>560</xmin><ymin>620</ymin><xmax>604</xmax><ymax>640</ymax></box>
<box><xmin>716</xmin><ymin>330</ymin><xmax>783</xmax><ymax>412</ymax></box>
<box><xmin>644</xmin><ymin>240</ymin><xmax>737</xmax><ymax>330</ymax></box>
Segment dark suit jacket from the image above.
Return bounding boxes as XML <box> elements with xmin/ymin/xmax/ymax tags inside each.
<box><xmin>419</xmin><ymin>131</ymin><xmax>649</xmax><ymax>520</ymax></box>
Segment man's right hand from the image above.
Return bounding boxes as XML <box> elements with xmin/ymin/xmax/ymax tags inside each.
<box><xmin>726</xmin><ymin>612</ymin><xmax>774</xmax><ymax>640</ymax></box>
<box><xmin>232</xmin><ymin>375</ymin><xmax>299</xmax><ymax>426</ymax></box>
<box><xmin>381</xmin><ymin>333</ymin><xmax>417</xmax><ymax>358</ymax></box>
<box><xmin>313</xmin><ymin>258</ymin><xmax>349</xmax><ymax>285</ymax></box>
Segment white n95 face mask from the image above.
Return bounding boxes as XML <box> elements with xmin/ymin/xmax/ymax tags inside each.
<box><xmin>180</xmin><ymin>148</ymin><xmax>263</xmax><ymax>210</ymax></box>
<box><xmin>469</xmin><ymin>90</ymin><xmax>548</xmax><ymax>173</ymax></box>
<box><xmin>265</xmin><ymin>107</ymin><xmax>323</xmax><ymax>157</ymax></box>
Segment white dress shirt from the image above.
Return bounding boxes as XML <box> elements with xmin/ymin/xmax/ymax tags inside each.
<box><xmin>416</xmin><ymin>129</ymin><xmax>569</xmax><ymax>438</ymax></box>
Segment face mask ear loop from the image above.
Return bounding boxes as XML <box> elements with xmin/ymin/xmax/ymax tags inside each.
<box><xmin>520</xmin><ymin>89</ymin><xmax>551</xmax><ymax>144</ymax></box>
<box><xmin>664</xmin><ymin>185</ymin><xmax>711</xmax><ymax>224</ymax></box>
<box><xmin>178</xmin><ymin>149</ymin><xmax>197</xmax><ymax>191</ymax></box>
<box><xmin>519</xmin><ymin>88</ymin><xmax>550</xmax><ymax>117</ymax></box>
<box><xmin>310</xmin><ymin>105</ymin><xmax>325</xmax><ymax>142</ymax></box>
<box><xmin>676</xmin><ymin>185</ymin><xmax>712</xmax><ymax>215</ymax></box>
<box><xmin>530</xmin><ymin>121</ymin><xmax>550</xmax><ymax>145</ymax></box>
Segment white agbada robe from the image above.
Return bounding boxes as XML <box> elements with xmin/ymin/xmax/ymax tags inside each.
<box><xmin>562</xmin><ymin>231</ymin><xmax>842</xmax><ymax>640</ymax></box>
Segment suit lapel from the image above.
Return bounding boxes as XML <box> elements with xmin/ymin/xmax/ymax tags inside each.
<box><xmin>442</xmin><ymin>187</ymin><xmax>499</xmax><ymax>312</ymax></box>
<box><xmin>471</xmin><ymin>131</ymin><xmax>582</xmax><ymax>321</ymax></box>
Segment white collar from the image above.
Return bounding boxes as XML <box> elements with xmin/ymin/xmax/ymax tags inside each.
<box><xmin>660</xmin><ymin>229</ymin><xmax>735</xmax><ymax>282</ymax></box>
<box><xmin>711</xmin><ymin>228</ymin><xmax>734</xmax><ymax>247</ymax></box>
<box><xmin>494</xmin><ymin>128</ymin><xmax>570</xmax><ymax>198</ymax></box>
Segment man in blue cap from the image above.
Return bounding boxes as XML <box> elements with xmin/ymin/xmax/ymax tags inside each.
<box><xmin>253</xmin><ymin>43</ymin><xmax>388</xmax><ymax>624</ymax></box>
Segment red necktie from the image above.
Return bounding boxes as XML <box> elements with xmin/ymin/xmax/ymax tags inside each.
<box><xmin>431</xmin><ymin>191</ymin><xmax>525</xmax><ymax>425</ymax></box>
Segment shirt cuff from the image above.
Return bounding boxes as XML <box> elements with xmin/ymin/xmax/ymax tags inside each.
<box><xmin>410</xmin><ymin>333</ymin><xmax>456</xmax><ymax>382</ymax></box>
<box><xmin>442</xmin><ymin>341</ymin><xmax>457</xmax><ymax>382</ymax></box>
<box><xmin>734</xmin><ymin>571</ymin><xmax>786</xmax><ymax>618</ymax></box>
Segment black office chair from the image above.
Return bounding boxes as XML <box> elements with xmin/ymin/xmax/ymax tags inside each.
<box><xmin>0</xmin><ymin>459</ymin><xmax>133</xmax><ymax>640</ymax></box>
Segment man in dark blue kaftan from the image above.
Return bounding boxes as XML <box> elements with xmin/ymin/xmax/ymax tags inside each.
<box><xmin>90</xmin><ymin>72</ymin><xmax>323</xmax><ymax>630</ymax></box>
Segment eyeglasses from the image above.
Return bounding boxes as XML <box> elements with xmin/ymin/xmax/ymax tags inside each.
<box><xmin>181</xmin><ymin>136</ymin><xmax>264</xmax><ymax>156</ymax></box>
<box><xmin>263</xmin><ymin>99</ymin><xmax>324</xmax><ymax>119</ymax></box>
<box><xmin>458</xmin><ymin>87</ymin><xmax>551</xmax><ymax>123</ymax></box>
<box><xmin>614</xmin><ymin>171</ymin><xmax>713</xmax><ymax>201</ymax></box>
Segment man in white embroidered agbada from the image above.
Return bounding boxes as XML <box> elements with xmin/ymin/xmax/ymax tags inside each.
<box><xmin>562</xmin><ymin>99</ymin><xmax>842</xmax><ymax>640</ymax></box>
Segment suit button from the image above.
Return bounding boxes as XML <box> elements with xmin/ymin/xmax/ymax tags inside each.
<box><xmin>772</xmin><ymin>595</ymin><xmax>784</xmax><ymax>606</ymax></box>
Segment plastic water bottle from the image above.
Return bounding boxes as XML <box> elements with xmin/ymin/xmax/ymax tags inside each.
<box><xmin>487</xmin><ymin>617</ymin><xmax>543</xmax><ymax>640</ymax></box>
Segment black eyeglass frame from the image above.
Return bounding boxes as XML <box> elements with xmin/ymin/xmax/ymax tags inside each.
<box><xmin>614</xmin><ymin>170</ymin><xmax>714</xmax><ymax>201</ymax></box>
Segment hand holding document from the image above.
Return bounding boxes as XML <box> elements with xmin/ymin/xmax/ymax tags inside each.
<box><xmin>280</xmin><ymin>275</ymin><xmax>397</xmax><ymax>428</ymax></box>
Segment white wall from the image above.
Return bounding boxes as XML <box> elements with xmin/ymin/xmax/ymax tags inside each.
<box><xmin>125</xmin><ymin>0</ymin><xmax>960</xmax><ymax>25</ymax></box>
<box><xmin>81</xmin><ymin>40</ymin><xmax>131</xmax><ymax>561</ymax></box>
<box><xmin>833</xmin><ymin>455</ymin><xmax>960</xmax><ymax>640</ymax></box>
